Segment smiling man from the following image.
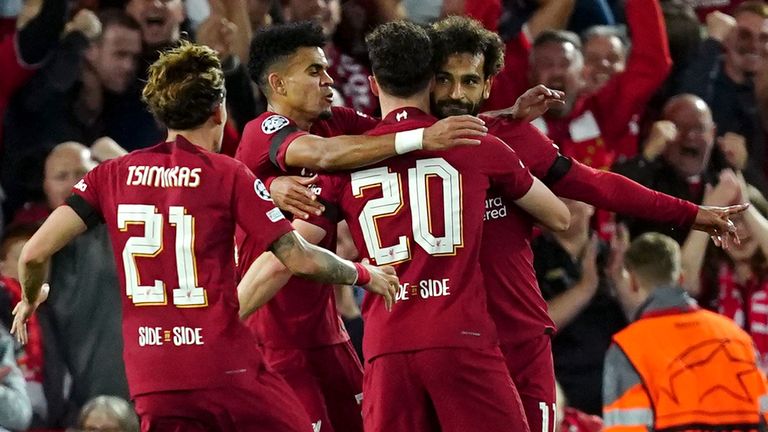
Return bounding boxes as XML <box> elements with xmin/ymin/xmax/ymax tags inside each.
<box><xmin>614</xmin><ymin>94</ymin><xmax>719</xmax><ymax>243</ymax></box>
<box><xmin>124</xmin><ymin>0</ymin><xmax>184</xmax><ymax>49</ymax></box>
<box><xmin>680</xmin><ymin>2</ymin><xmax>768</xmax><ymax>192</ymax></box>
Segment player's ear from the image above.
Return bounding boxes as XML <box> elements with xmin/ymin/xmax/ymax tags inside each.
<box><xmin>483</xmin><ymin>75</ymin><xmax>494</xmax><ymax>100</ymax></box>
<box><xmin>369</xmin><ymin>75</ymin><xmax>379</xmax><ymax>97</ymax></box>
<box><xmin>212</xmin><ymin>103</ymin><xmax>226</xmax><ymax>125</ymax></box>
<box><xmin>268</xmin><ymin>72</ymin><xmax>286</xmax><ymax>96</ymax></box>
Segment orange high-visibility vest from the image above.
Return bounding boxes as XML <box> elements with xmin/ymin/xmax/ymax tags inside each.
<box><xmin>607</xmin><ymin>308</ymin><xmax>768</xmax><ymax>432</ymax></box>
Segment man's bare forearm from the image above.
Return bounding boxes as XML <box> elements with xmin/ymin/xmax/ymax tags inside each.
<box><xmin>270</xmin><ymin>231</ymin><xmax>358</xmax><ymax>285</ymax></box>
<box><xmin>286</xmin><ymin>134</ymin><xmax>395</xmax><ymax>171</ymax></box>
<box><xmin>19</xmin><ymin>260</ymin><xmax>47</xmax><ymax>304</ymax></box>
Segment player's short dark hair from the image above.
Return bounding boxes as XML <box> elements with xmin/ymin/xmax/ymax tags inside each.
<box><xmin>431</xmin><ymin>16</ymin><xmax>505</xmax><ymax>79</ymax></box>
<box><xmin>96</xmin><ymin>8</ymin><xmax>141</xmax><ymax>40</ymax></box>
<box><xmin>142</xmin><ymin>41</ymin><xmax>225</xmax><ymax>130</ymax></box>
<box><xmin>533</xmin><ymin>29</ymin><xmax>582</xmax><ymax>51</ymax></box>
<box><xmin>624</xmin><ymin>232</ymin><xmax>681</xmax><ymax>287</ymax></box>
<box><xmin>248</xmin><ymin>21</ymin><xmax>327</xmax><ymax>95</ymax></box>
<box><xmin>366</xmin><ymin>20</ymin><xmax>433</xmax><ymax>98</ymax></box>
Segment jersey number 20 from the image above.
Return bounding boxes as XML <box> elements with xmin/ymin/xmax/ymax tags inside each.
<box><xmin>117</xmin><ymin>204</ymin><xmax>206</xmax><ymax>307</ymax></box>
<box><xmin>352</xmin><ymin>158</ymin><xmax>463</xmax><ymax>265</ymax></box>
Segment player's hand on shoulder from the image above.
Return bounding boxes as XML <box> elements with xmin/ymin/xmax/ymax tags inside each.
<box><xmin>269</xmin><ymin>175</ymin><xmax>324</xmax><ymax>220</ymax></box>
<box><xmin>423</xmin><ymin>115</ymin><xmax>487</xmax><ymax>150</ymax></box>
<box><xmin>484</xmin><ymin>85</ymin><xmax>565</xmax><ymax>122</ymax></box>
<box><xmin>359</xmin><ymin>259</ymin><xmax>399</xmax><ymax>312</ymax></box>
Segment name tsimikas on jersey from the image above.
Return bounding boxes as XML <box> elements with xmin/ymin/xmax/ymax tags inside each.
<box><xmin>126</xmin><ymin>165</ymin><xmax>201</xmax><ymax>188</ymax></box>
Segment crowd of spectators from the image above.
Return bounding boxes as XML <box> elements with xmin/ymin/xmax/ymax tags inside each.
<box><xmin>2</xmin><ymin>0</ymin><xmax>768</xmax><ymax>430</ymax></box>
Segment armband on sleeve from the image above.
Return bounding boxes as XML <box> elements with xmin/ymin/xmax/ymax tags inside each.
<box><xmin>542</xmin><ymin>154</ymin><xmax>572</xmax><ymax>186</ymax></box>
<box><xmin>65</xmin><ymin>194</ymin><xmax>103</xmax><ymax>229</ymax></box>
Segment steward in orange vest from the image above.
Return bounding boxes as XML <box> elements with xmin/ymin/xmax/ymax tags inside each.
<box><xmin>604</xmin><ymin>232</ymin><xmax>768</xmax><ymax>432</ymax></box>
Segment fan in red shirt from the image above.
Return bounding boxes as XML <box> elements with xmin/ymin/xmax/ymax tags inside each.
<box><xmin>235</xmin><ymin>21</ymin><xmax>489</xmax><ymax>432</ymax></box>
<box><xmin>302</xmin><ymin>21</ymin><xmax>571</xmax><ymax>432</ymax></box>
<box><xmin>9</xmin><ymin>41</ymin><xmax>399</xmax><ymax>432</ymax></box>
<box><xmin>527</xmin><ymin>0</ymin><xmax>671</xmax><ymax>169</ymax></box>
<box><xmin>429</xmin><ymin>15</ymin><xmax>748</xmax><ymax>432</ymax></box>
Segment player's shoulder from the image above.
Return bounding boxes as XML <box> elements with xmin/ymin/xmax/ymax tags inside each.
<box><xmin>482</xmin><ymin>115</ymin><xmax>549</xmax><ymax>139</ymax></box>
<box><xmin>367</xmin><ymin>118</ymin><xmax>432</xmax><ymax>136</ymax></box>
<box><xmin>243</xmin><ymin>111</ymin><xmax>297</xmax><ymax>139</ymax></box>
<box><xmin>330</xmin><ymin>105</ymin><xmax>374</xmax><ymax>121</ymax></box>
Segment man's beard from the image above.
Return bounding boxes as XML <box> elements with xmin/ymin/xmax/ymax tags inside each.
<box><xmin>318</xmin><ymin>108</ymin><xmax>333</xmax><ymax>121</ymax></box>
<box><xmin>431</xmin><ymin>98</ymin><xmax>480</xmax><ymax>119</ymax></box>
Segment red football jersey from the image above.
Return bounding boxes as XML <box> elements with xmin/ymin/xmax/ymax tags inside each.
<box><xmin>314</xmin><ymin>107</ymin><xmax>534</xmax><ymax>360</ymax></box>
<box><xmin>70</xmin><ymin>136</ymin><xmax>293</xmax><ymax>397</ymax></box>
<box><xmin>479</xmin><ymin>115</ymin><xmax>559</xmax><ymax>343</ymax></box>
<box><xmin>235</xmin><ymin>107</ymin><xmax>377</xmax><ymax>349</ymax></box>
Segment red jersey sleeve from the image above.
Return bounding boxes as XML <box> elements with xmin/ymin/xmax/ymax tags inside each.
<box><xmin>70</xmin><ymin>164</ymin><xmax>104</xmax><ymax>214</ymax></box>
<box><xmin>304</xmin><ymin>173</ymin><xmax>345</xmax><ymax>235</ymax></box>
<box><xmin>481</xmin><ymin>135</ymin><xmax>535</xmax><ymax>200</ymax></box>
<box><xmin>553</xmin><ymin>160</ymin><xmax>699</xmax><ymax>228</ymax></box>
<box><xmin>65</xmin><ymin>163</ymin><xmax>108</xmax><ymax>228</ymax></box>
<box><xmin>231</xmin><ymin>163</ymin><xmax>294</xmax><ymax>252</ymax></box>
<box><xmin>482</xmin><ymin>115</ymin><xmax>560</xmax><ymax>179</ymax></box>
<box><xmin>309</xmin><ymin>106</ymin><xmax>379</xmax><ymax>137</ymax></box>
<box><xmin>327</xmin><ymin>106</ymin><xmax>379</xmax><ymax>135</ymax></box>
<box><xmin>238</xmin><ymin>114</ymin><xmax>308</xmax><ymax>173</ymax></box>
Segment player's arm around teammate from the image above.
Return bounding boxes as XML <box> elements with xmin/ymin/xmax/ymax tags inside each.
<box><xmin>515</xmin><ymin>176</ymin><xmax>571</xmax><ymax>232</ymax></box>
<box><xmin>282</xmin><ymin>114</ymin><xmax>489</xmax><ymax>171</ymax></box>
<box><xmin>11</xmin><ymin>200</ymin><xmax>399</xmax><ymax>345</ymax></box>
<box><xmin>239</xmin><ymin>219</ymin><xmax>378</xmax><ymax>318</ymax></box>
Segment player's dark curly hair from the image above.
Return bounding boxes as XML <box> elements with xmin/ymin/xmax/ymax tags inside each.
<box><xmin>366</xmin><ymin>21</ymin><xmax>433</xmax><ymax>98</ymax></box>
<box><xmin>142</xmin><ymin>41</ymin><xmax>225</xmax><ymax>130</ymax></box>
<box><xmin>248</xmin><ymin>21</ymin><xmax>327</xmax><ymax>95</ymax></box>
<box><xmin>430</xmin><ymin>16</ymin><xmax>505</xmax><ymax>79</ymax></box>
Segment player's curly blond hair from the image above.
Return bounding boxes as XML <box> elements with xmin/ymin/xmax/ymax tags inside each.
<box><xmin>142</xmin><ymin>41</ymin><xmax>225</xmax><ymax>130</ymax></box>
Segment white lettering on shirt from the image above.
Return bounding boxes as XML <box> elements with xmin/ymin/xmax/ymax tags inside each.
<box><xmin>483</xmin><ymin>195</ymin><xmax>508</xmax><ymax>221</ymax></box>
<box><xmin>395</xmin><ymin>278</ymin><xmax>452</xmax><ymax>303</ymax></box>
<box><xmin>137</xmin><ymin>325</ymin><xmax>205</xmax><ymax>347</ymax></box>
<box><xmin>73</xmin><ymin>179</ymin><xmax>88</xmax><ymax>192</ymax></box>
<box><xmin>126</xmin><ymin>165</ymin><xmax>201</xmax><ymax>188</ymax></box>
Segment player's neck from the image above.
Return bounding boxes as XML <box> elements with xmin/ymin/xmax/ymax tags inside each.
<box><xmin>166</xmin><ymin>129</ymin><xmax>218</xmax><ymax>152</ymax></box>
<box><xmin>378</xmin><ymin>91</ymin><xmax>431</xmax><ymax>119</ymax></box>
<box><xmin>267</xmin><ymin>102</ymin><xmax>314</xmax><ymax>131</ymax></box>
